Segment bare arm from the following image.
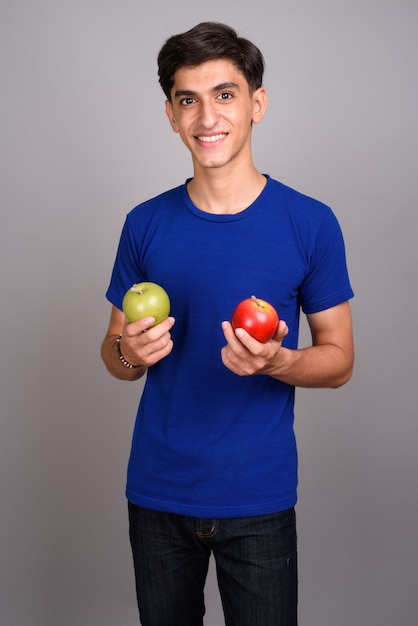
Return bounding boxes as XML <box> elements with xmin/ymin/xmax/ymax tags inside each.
<box><xmin>100</xmin><ymin>305</ymin><xmax>175</xmax><ymax>381</ymax></box>
<box><xmin>221</xmin><ymin>301</ymin><xmax>354</xmax><ymax>388</ymax></box>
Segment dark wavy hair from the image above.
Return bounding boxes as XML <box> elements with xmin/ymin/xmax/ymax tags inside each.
<box><xmin>158</xmin><ymin>22</ymin><xmax>265</xmax><ymax>101</ymax></box>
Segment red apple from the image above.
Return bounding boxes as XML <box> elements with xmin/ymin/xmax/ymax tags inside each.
<box><xmin>231</xmin><ymin>295</ymin><xmax>279</xmax><ymax>343</ymax></box>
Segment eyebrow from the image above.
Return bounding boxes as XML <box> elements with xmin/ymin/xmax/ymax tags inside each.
<box><xmin>174</xmin><ymin>82</ymin><xmax>241</xmax><ymax>99</ymax></box>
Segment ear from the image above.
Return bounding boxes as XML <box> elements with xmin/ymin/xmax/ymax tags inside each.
<box><xmin>252</xmin><ymin>87</ymin><xmax>268</xmax><ymax>125</ymax></box>
<box><xmin>165</xmin><ymin>100</ymin><xmax>179</xmax><ymax>133</ymax></box>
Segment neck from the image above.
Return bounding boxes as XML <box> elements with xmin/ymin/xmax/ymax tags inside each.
<box><xmin>187</xmin><ymin>165</ymin><xmax>266</xmax><ymax>215</ymax></box>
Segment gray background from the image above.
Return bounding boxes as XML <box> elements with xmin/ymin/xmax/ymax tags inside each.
<box><xmin>1</xmin><ymin>1</ymin><xmax>417</xmax><ymax>624</ymax></box>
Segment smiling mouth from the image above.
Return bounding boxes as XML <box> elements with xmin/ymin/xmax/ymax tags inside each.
<box><xmin>196</xmin><ymin>133</ymin><xmax>227</xmax><ymax>143</ymax></box>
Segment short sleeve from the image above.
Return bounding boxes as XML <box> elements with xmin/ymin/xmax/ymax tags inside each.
<box><xmin>299</xmin><ymin>209</ymin><xmax>354</xmax><ymax>314</ymax></box>
<box><xmin>105</xmin><ymin>216</ymin><xmax>146</xmax><ymax>311</ymax></box>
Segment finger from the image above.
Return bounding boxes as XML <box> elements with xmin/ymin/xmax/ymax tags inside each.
<box><xmin>222</xmin><ymin>321</ymin><xmax>262</xmax><ymax>358</ymax></box>
<box><xmin>233</xmin><ymin>327</ymin><xmax>265</xmax><ymax>353</ymax></box>
<box><xmin>124</xmin><ymin>316</ymin><xmax>155</xmax><ymax>336</ymax></box>
<box><xmin>274</xmin><ymin>319</ymin><xmax>289</xmax><ymax>341</ymax></box>
<box><xmin>140</xmin><ymin>333</ymin><xmax>174</xmax><ymax>364</ymax></box>
<box><xmin>221</xmin><ymin>321</ymin><xmax>251</xmax><ymax>352</ymax></box>
<box><xmin>126</xmin><ymin>315</ymin><xmax>175</xmax><ymax>338</ymax></box>
<box><xmin>221</xmin><ymin>320</ymin><xmax>236</xmax><ymax>342</ymax></box>
<box><xmin>123</xmin><ymin>321</ymin><xmax>174</xmax><ymax>367</ymax></box>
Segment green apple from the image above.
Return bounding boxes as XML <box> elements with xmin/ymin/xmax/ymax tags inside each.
<box><xmin>122</xmin><ymin>281</ymin><xmax>170</xmax><ymax>325</ymax></box>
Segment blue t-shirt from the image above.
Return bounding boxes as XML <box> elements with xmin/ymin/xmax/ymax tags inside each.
<box><xmin>106</xmin><ymin>175</ymin><xmax>354</xmax><ymax>518</ymax></box>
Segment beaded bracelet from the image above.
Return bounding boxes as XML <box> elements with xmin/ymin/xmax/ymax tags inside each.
<box><xmin>115</xmin><ymin>334</ymin><xmax>142</xmax><ymax>369</ymax></box>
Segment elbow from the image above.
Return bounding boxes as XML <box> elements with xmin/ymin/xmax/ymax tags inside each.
<box><xmin>330</xmin><ymin>373</ymin><xmax>352</xmax><ymax>389</ymax></box>
<box><xmin>330</xmin><ymin>342</ymin><xmax>355</xmax><ymax>388</ymax></box>
<box><xmin>330</xmin><ymin>359</ymin><xmax>354</xmax><ymax>389</ymax></box>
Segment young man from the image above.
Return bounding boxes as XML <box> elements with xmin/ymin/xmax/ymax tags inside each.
<box><xmin>101</xmin><ymin>22</ymin><xmax>354</xmax><ymax>626</ymax></box>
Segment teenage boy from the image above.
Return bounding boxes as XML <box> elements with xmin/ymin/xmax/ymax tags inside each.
<box><xmin>101</xmin><ymin>21</ymin><xmax>354</xmax><ymax>626</ymax></box>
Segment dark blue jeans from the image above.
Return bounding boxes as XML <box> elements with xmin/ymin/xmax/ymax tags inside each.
<box><xmin>128</xmin><ymin>502</ymin><xmax>298</xmax><ymax>626</ymax></box>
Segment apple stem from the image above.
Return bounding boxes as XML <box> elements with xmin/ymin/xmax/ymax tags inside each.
<box><xmin>251</xmin><ymin>295</ymin><xmax>262</xmax><ymax>308</ymax></box>
<box><xmin>130</xmin><ymin>287</ymin><xmax>144</xmax><ymax>295</ymax></box>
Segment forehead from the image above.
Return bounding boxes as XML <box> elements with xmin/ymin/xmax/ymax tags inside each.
<box><xmin>171</xmin><ymin>59</ymin><xmax>248</xmax><ymax>94</ymax></box>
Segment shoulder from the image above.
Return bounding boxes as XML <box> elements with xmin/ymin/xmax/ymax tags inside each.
<box><xmin>264</xmin><ymin>176</ymin><xmax>341</xmax><ymax>240</ymax></box>
<box><xmin>266</xmin><ymin>176</ymin><xmax>332</xmax><ymax>218</ymax></box>
<box><xmin>127</xmin><ymin>184</ymin><xmax>184</xmax><ymax>222</ymax></box>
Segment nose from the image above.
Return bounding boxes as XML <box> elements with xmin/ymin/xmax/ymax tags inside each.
<box><xmin>198</xmin><ymin>100</ymin><xmax>219</xmax><ymax>128</ymax></box>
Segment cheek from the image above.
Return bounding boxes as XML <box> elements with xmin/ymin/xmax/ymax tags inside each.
<box><xmin>177</xmin><ymin>128</ymin><xmax>194</xmax><ymax>150</ymax></box>
<box><xmin>230</xmin><ymin>108</ymin><xmax>254</xmax><ymax>130</ymax></box>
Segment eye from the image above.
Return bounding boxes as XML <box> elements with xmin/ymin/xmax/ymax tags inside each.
<box><xmin>218</xmin><ymin>92</ymin><xmax>233</xmax><ymax>101</ymax></box>
<box><xmin>180</xmin><ymin>97</ymin><xmax>196</xmax><ymax>106</ymax></box>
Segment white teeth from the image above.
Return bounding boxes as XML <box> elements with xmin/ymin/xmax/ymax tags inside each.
<box><xmin>197</xmin><ymin>134</ymin><xmax>226</xmax><ymax>142</ymax></box>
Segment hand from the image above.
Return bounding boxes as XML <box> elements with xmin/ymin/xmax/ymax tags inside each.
<box><xmin>221</xmin><ymin>319</ymin><xmax>289</xmax><ymax>377</ymax></box>
<box><xmin>120</xmin><ymin>316</ymin><xmax>175</xmax><ymax>368</ymax></box>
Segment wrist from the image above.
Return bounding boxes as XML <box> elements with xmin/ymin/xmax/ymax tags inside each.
<box><xmin>265</xmin><ymin>346</ymin><xmax>297</xmax><ymax>381</ymax></box>
<box><xmin>115</xmin><ymin>334</ymin><xmax>142</xmax><ymax>369</ymax></box>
